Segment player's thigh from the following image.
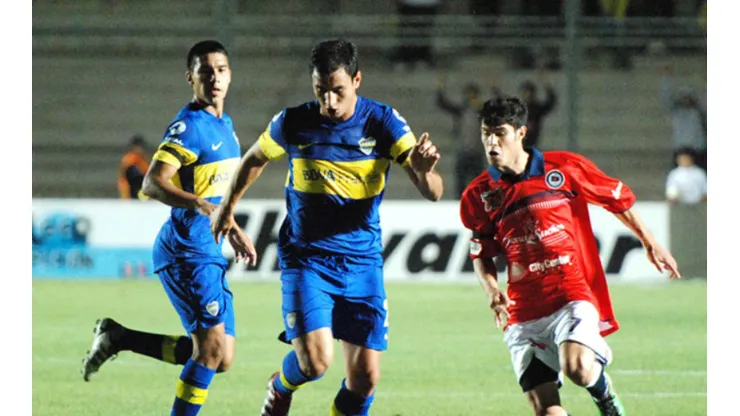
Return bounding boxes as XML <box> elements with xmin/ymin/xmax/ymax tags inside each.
<box><xmin>158</xmin><ymin>262</ymin><xmax>235</xmax><ymax>337</ymax></box>
<box><xmin>332</xmin><ymin>266</ymin><xmax>388</xmax><ymax>351</ymax></box>
<box><xmin>281</xmin><ymin>269</ymin><xmax>336</xmax><ymax>372</ymax></box>
<box><xmin>504</xmin><ymin>319</ymin><xmax>561</xmax><ymax>391</ymax></box>
<box><xmin>552</xmin><ymin>301</ymin><xmax>611</xmax><ymax>370</ymax></box>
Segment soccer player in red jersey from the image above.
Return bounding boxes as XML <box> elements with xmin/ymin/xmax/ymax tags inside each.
<box><xmin>460</xmin><ymin>96</ymin><xmax>680</xmax><ymax>416</ymax></box>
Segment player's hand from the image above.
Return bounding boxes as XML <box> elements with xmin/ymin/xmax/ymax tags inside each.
<box><xmin>210</xmin><ymin>204</ymin><xmax>234</xmax><ymax>244</ymax></box>
<box><xmin>645</xmin><ymin>241</ymin><xmax>681</xmax><ymax>279</ymax></box>
<box><xmin>409</xmin><ymin>133</ymin><xmax>441</xmax><ymax>173</ymax></box>
<box><xmin>488</xmin><ymin>289</ymin><xmax>516</xmax><ymax>329</ymax></box>
<box><xmin>195</xmin><ymin>198</ymin><xmax>218</xmax><ymax>217</ymax></box>
<box><xmin>227</xmin><ymin>226</ymin><xmax>258</xmax><ymax>267</ymax></box>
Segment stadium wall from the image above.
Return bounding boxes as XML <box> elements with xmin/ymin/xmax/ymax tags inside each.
<box><xmin>32</xmin><ymin>199</ymin><xmax>672</xmax><ymax>282</ymax></box>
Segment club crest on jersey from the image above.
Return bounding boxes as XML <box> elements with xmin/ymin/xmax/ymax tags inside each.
<box><xmin>358</xmin><ymin>137</ymin><xmax>376</xmax><ymax>155</ymax></box>
<box><xmin>481</xmin><ymin>188</ymin><xmax>505</xmax><ymax>212</ymax></box>
<box><xmin>545</xmin><ymin>170</ymin><xmax>565</xmax><ymax>189</ymax></box>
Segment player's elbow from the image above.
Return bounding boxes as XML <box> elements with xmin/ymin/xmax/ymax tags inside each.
<box><xmin>141</xmin><ymin>174</ymin><xmax>159</xmax><ymax>199</ymax></box>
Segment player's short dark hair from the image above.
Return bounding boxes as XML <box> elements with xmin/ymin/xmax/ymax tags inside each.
<box><xmin>479</xmin><ymin>95</ymin><xmax>528</xmax><ymax>129</ymax></box>
<box><xmin>310</xmin><ymin>39</ymin><xmax>359</xmax><ymax>77</ymax></box>
<box><xmin>187</xmin><ymin>40</ymin><xmax>229</xmax><ymax>71</ymax></box>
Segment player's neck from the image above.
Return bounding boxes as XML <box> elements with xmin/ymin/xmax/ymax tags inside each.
<box><xmin>500</xmin><ymin>149</ymin><xmax>530</xmax><ymax>176</ymax></box>
<box><xmin>192</xmin><ymin>98</ymin><xmax>224</xmax><ymax>118</ymax></box>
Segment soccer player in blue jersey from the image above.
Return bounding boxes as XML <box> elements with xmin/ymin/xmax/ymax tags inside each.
<box><xmin>211</xmin><ymin>39</ymin><xmax>444</xmax><ymax>416</ymax></box>
<box><xmin>81</xmin><ymin>40</ymin><xmax>257</xmax><ymax>416</ymax></box>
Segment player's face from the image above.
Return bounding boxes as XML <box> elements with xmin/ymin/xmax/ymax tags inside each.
<box><xmin>187</xmin><ymin>52</ymin><xmax>231</xmax><ymax>107</ymax></box>
<box><xmin>481</xmin><ymin>122</ymin><xmax>527</xmax><ymax>167</ymax></box>
<box><xmin>312</xmin><ymin>67</ymin><xmax>361</xmax><ymax>121</ymax></box>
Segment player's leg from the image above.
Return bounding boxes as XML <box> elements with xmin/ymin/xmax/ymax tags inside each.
<box><xmin>555</xmin><ymin>301</ymin><xmax>625</xmax><ymax>416</ymax></box>
<box><xmin>330</xmin><ymin>342</ymin><xmax>381</xmax><ymax>416</ymax></box>
<box><xmin>506</xmin><ymin>318</ymin><xmax>569</xmax><ymax>416</ymax></box>
<box><xmin>262</xmin><ymin>269</ymin><xmax>335</xmax><ymax>416</ymax></box>
<box><xmin>329</xmin><ymin>293</ymin><xmax>388</xmax><ymax>416</ymax></box>
<box><xmin>81</xmin><ymin>263</ymin><xmax>201</xmax><ymax>381</ymax></box>
<box><xmin>159</xmin><ymin>262</ymin><xmax>235</xmax><ymax>415</ymax></box>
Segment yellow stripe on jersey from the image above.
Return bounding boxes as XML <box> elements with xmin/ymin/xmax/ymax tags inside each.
<box><xmin>170</xmin><ymin>172</ymin><xmax>182</xmax><ymax>190</ymax></box>
<box><xmin>193</xmin><ymin>158</ymin><xmax>240</xmax><ymax>198</ymax></box>
<box><xmin>390</xmin><ymin>132</ymin><xmax>416</xmax><ymax>166</ymax></box>
<box><xmin>152</xmin><ymin>149</ymin><xmax>183</xmax><ymax>169</ymax></box>
<box><xmin>158</xmin><ymin>142</ymin><xmax>198</xmax><ymax>166</ymax></box>
<box><xmin>292</xmin><ymin>158</ymin><xmax>389</xmax><ymax>199</ymax></box>
<box><xmin>175</xmin><ymin>380</ymin><xmax>208</xmax><ymax>405</ymax></box>
<box><xmin>258</xmin><ymin>129</ymin><xmax>287</xmax><ymax>161</ymax></box>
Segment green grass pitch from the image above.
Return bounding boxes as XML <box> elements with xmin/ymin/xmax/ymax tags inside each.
<box><xmin>32</xmin><ymin>279</ymin><xmax>706</xmax><ymax>415</ymax></box>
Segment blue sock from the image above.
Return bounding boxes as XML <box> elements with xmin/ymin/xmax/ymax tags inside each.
<box><xmin>331</xmin><ymin>379</ymin><xmax>374</xmax><ymax>416</ymax></box>
<box><xmin>273</xmin><ymin>350</ymin><xmax>323</xmax><ymax>396</ymax></box>
<box><xmin>171</xmin><ymin>359</ymin><xmax>216</xmax><ymax>416</ymax></box>
<box><xmin>586</xmin><ymin>367</ymin><xmax>609</xmax><ymax>400</ymax></box>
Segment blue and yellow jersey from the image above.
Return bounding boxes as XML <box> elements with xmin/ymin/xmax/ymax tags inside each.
<box><xmin>258</xmin><ymin>96</ymin><xmax>417</xmax><ymax>262</ymax></box>
<box><xmin>151</xmin><ymin>103</ymin><xmax>241</xmax><ymax>271</ymax></box>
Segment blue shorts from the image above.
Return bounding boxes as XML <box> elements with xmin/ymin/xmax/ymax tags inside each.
<box><xmin>280</xmin><ymin>256</ymin><xmax>388</xmax><ymax>351</ymax></box>
<box><xmin>158</xmin><ymin>262</ymin><xmax>235</xmax><ymax>337</ymax></box>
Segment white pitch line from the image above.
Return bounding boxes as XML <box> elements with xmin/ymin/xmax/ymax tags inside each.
<box><xmin>610</xmin><ymin>369</ymin><xmax>706</xmax><ymax>376</ymax></box>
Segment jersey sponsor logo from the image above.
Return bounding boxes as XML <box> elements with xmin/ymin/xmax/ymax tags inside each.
<box><xmin>481</xmin><ymin>188</ymin><xmax>505</xmax><ymax>212</ymax></box>
<box><xmin>168</xmin><ymin>121</ymin><xmax>186</xmax><ymax>136</ymax></box>
<box><xmin>502</xmin><ymin>220</ymin><xmax>566</xmax><ymax>247</ymax></box>
<box><xmin>611</xmin><ymin>181</ymin><xmax>623</xmax><ymax>200</ymax></box>
<box><xmin>358</xmin><ymin>137</ymin><xmax>376</xmax><ymax>155</ymax></box>
<box><xmin>206</xmin><ymin>301</ymin><xmax>219</xmax><ymax>316</ymax></box>
<box><xmin>528</xmin><ymin>255</ymin><xmax>572</xmax><ymax>273</ymax></box>
<box><xmin>165</xmin><ymin>136</ymin><xmax>184</xmax><ymax>146</ymax></box>
<box><xmin>208</xmin><ymin>171</ymin><xmax>230</xmax><ymax>185</ymax></box>
<box><xmin>545</xmin><ymin>170</ymin><xmax>565</xmax><ymax>189</ymax></box>
<box><xmin>301</xmin><ymin>167</ymin><xmax>382</xmax><ymax>185</ymax></box>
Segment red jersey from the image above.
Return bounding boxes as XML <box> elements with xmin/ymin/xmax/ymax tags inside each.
<box><xmin>460</xmin><ymin>149</ymin><xmax>635</xmax><ymax>336</ymax></box>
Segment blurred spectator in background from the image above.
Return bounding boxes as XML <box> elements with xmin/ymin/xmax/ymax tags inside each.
<box><xmin>436</xmin><ymin>74</ymin><xmax>486</xmax><ymax>198</ymax></box>
<box><xmin>518</xmin><ymin>73</ymin><xmax>557</xmax><ymax>149</ymax></box>
<box><xmin>665</xmin><ymin>147</ymin><xmax>707</xmax><ymax>205</ymax></box>
<box><xmin>392</xmin><ymin>0</ymin><xmax>440</xmax><ymax>71</ymax></box>
<box><xmin>659</xmin><ymin>64</ymin><xmax>706</xmax><ymax>171</ymax></box>
<box><xmin>117</xmin><ymin>135</ymin><xmax>150</xmax><ymax>200</ymax></box>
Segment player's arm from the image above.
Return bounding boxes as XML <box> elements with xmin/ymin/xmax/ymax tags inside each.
<box><xmin>403</xmin><ymin>132</ymin><xmax>444</xmax><ymax>201</ymax></box>
<box><xmin>570</xmin><ymin>153</ymin><xmax>681</xmax><ymax>279</ymax></box>
<box><xmin>461</xmin><ymin>189</ymin><xmax>513</xmax><ymax>328</ymax></box>
<box><xmin>142</xmin><ymin>122</ymin><xmax>215</xmax><ymax>215</ymax></box>
<box><xmin>211</xmin><ymin>111</ymin><xmax>288</xmax><ymax>241</ymax></box>
<box><xmin>383</xmin><ymin>107</ymin><xmax>444</xmax><ymax>201</ymax></box>
<box><xmin>217</xmin><ymin>142</ymin><xmax>270</xmax><ymax>220</ymax></box>
<box><xmin>142</xmin><ymin>160</ymin><xmax>214</xmax><ymax>214</ymax></box>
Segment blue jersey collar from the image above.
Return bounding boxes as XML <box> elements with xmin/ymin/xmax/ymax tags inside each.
<box><xmin>487</xmin><ymin>147</ymin><xmax>545</xmax><ymax>183</ymax></box>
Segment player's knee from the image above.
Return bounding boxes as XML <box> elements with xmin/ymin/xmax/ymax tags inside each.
<box><xmin>216</xmin><ymin>350</ymin><xmax>234</xmax><ymax>373</ymax></box>
<box><xmin>300</xmin><ymin>354</ymin><xmax>332</xmax><ymax>379</ymax></box>
<box><xmin>193</xmin><ymin>339</ymin><xmax>226</xmax><ymax>369</ymax></box>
